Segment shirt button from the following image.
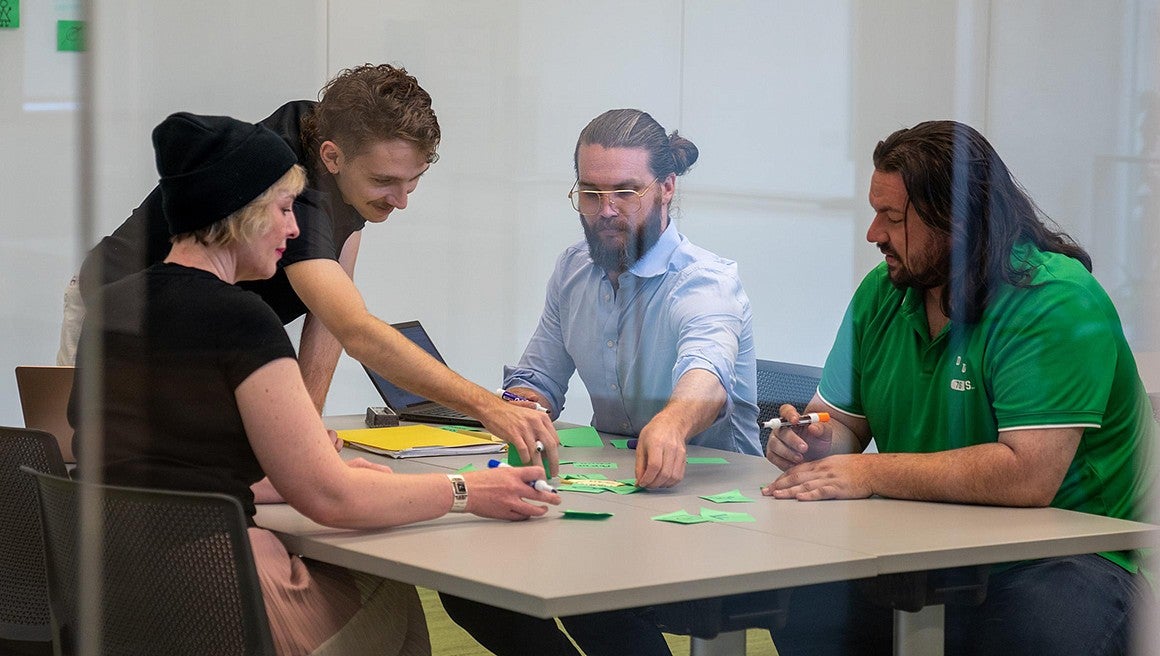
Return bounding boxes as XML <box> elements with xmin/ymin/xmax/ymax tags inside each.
<box><xmin>606</xmin><ymin>340</ymin><xmax>615</xmax><ymax>348</ymax></box>
<box><xmin>611</xmin><ymin>383</ymin><xmax>619</xmax><ymax>391</ymax></box>
<box><xmin>603</xmin><ymin>294</ymin><xmax>611</xmax><ymax>301</ymax></box>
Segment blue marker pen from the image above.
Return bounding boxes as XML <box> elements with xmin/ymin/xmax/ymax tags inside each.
<box><xmin>487</xmin><ymin>459</ymin><xmax>557</xmax><ymax>493</ymax></box>
<box><xmin>495</xmin><ymin>388</ymin><xmax>550</xmax><ymax>413</ymax></box>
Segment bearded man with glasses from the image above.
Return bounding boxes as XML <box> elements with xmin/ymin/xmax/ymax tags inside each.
<box><xmin>438</xmin><ymin>108</ymin><xmax>760</xmax><ymax>656</ymax></box>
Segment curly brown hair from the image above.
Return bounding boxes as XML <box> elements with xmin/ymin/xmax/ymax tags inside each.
<box><xmin>301</xmin><ymin>63</ymin><xmax>441</xmax><ymax>164</ymax></box>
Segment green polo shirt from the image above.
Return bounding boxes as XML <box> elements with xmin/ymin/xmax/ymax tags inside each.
<box><xmin>819</xmin><ymin>243</ymin><xmax>1156</xmax><ymax>573</ymax></box>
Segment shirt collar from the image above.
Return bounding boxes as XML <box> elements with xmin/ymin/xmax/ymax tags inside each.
<box><xmin>626</xmin><ymin>225</ymin><xmax>681</xmax><ymax>279</ymax></box>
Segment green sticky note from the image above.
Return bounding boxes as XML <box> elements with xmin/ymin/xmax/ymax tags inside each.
<box><xmin>699</xmin><ymin>507</ymin><xmax>756</xmax><ymax>523</ymax></box>
<box><xmin>686</xmin><ymin>456</ymin><xmax>729</xmax><ymax>465</ymax></box>
<box><xmin>699</xmin><ymin>488</ymin><xmax>754</xmax><ymax>504</ymax></box>
<box><xmin>506</xmin><ymin>445</ymin><xmax>551</xmax><ymax>479</ymax></box>
<box><xmin>652</xmin><ymin>510</ymin><xmax>710</xmax><ymax>525</ymax></box>
<box><xmin>506</xmin><ymin>447</ymin><xmax>524</xmax><ymax>465</ymax></box>
<box><xmin>57</xmin><ymin>20</ymin><xmax>85</xmax><ymax>51</ymax></box>
<box><xmin>455</xmin><ymin>463</ymin><xmax>478</xmax><ymax>473</ymax></box>
<box><xmin>558</xmin><ymin>460</ymin><xmax>574</xmax><ymax>466</ymax></box>
<box><xmin>557</xmin><ymin>426</ymin><xmax>603</xmax><ymax>448</ymax></box>
<box><xmin>557</xmin><ymin>483</ymin><xmax>605</xmax><ymax>494</ymax></box>
<box><xmin>571</xmin><ymin>462</ymin><xmax>617</xmax><ymax>469</ymax></box>
<box><xmin>0</xmin><ymin>0</ymin><xmax>20</xmax><ymax>29</ymax></box>
<box><xmin>562</xmin><ymin>509</ymin><xmax>613</xmax><ymax>520</ymax></box>
<box><xmin>608</xmin><ymin>483</ymin><xmax>643</xmax><ymax>495</ymax></box>
<box><xmin>610</xmin><ymin>438</ymin><xmax>631</xmax><ymax>449</ymax></box>
<box><xmin>561</xmin><ymin>473</ymin><xmax>609</xmax><ymax>481</ymax></box>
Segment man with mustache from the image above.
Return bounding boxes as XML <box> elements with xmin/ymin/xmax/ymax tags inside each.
<box><xmin>763</xmin><ymin>120</ymin><xmax>1156</xmax><ymax>655</ymax></box>
<box><xmin>440</xmin><ymin>108</ymin><xmax>760</xmax><ymax>656</ymax></box>
<box><xmin>60</xmin><ymin>64</ymin><xmax>558</xmax><ymax>468</ymax></box>
<box><xmin>510</xmin><ymin>107</ymin><xmax>760</xmax><ymax>487</ymax></box>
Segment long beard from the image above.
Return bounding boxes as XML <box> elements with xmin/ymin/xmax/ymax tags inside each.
<box><xmin>581</xmin><ymin>199</ymin><xmax>665</xmax><ymax>273</ymax></box>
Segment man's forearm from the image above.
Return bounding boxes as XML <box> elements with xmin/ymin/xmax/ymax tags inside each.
<box><xmin>298</xmin><ymin>312</ymin><xmax>344</xmax><ymax>414</ymax></box>
<box><xmin>651</xmin><ymin>369</ymin><xmax>727</xmax><ymax>442</ymax></box>
<box><xmin>859</xmin><ymin>443</ymin><xmax>1060</xmax><ymax>506</ymax></box>
<box><xmin>285</xmin><ymin>257</ymin><xmax>505</xmax><ymax>421</ymax></box>
<box><xmin>340</xmin><ymin>317</ymin><xmax>498</xmax><ymax>417</ymax></box>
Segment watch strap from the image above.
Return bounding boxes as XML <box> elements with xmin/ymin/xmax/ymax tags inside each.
<box><xmin>446</xmin><ymin>473</ymin><xmax>468</xmax><ymax>513</ymax></box>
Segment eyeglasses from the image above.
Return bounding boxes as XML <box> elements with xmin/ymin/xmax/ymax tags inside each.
<box><xmin>568</xmin><ymin>178</ymin><xmax>658</xmax><ymax>217</ymax></box>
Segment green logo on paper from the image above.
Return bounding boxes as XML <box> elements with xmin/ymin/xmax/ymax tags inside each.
<box><xmin>57</xmin><ymin>20</ymin><xmax>85</xmax><ymax>51</ymax></box>
<box><xmin>0</xmin><ymin>0</ymin><xmax>20</xmax><ymax>29</ymax></box>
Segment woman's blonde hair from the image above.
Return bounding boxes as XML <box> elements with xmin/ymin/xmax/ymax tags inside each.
<box><xmin>176</xmin><ymin>164</ymin><xmax>307</xmax><ymax>247</ymax></box>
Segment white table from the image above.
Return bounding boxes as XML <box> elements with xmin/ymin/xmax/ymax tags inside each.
<box><xmin>256</xmin><ymin>417</ymin><xmax>1160</xmax><ymax>655</ymax></box>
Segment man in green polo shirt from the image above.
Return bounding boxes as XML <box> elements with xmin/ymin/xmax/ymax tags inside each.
<box><xmin>763</xmin><ymin>120</ymin><xmax>1155</xmax><ymax>655</ymax></box>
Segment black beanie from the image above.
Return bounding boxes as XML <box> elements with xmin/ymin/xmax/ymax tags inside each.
<box><xmin>152</xmin><ymin>112</ymin><xmax>298</xmax><ymax>236</ymax></box>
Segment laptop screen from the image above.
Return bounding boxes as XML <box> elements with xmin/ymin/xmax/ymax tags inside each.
<box><xmin>365</xmin><ymin>321</ymin><xmax>447</xmax><ymax>410</ymax></box>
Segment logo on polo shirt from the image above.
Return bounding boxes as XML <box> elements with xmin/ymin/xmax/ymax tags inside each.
<box><xmin>950</xmin><ymin>355</ymin><xmax>974</xmax><ymax>392</ymax></box>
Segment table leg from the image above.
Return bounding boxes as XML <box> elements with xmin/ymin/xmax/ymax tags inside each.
<box><xmin>690</xmin><ymin>630</ymin><xmax>747</xmax><ymax>656</ymax></box>
<box><xmin>893</xmin><ymin>605</ymin><xmax>944</xmax><ymax>656</ymax></box>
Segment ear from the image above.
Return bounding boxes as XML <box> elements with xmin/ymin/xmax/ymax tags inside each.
<box><xmin>318</xmin><ymin>140</ymin><xmax>343</xmax><ymax>175</ymax></box>
<box><xmin>659</xmin><ymin>172</ymin><xmax>676</xmax><ymax>206</ymax></box>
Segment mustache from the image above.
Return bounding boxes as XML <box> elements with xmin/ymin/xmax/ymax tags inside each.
<box><xmin>591</xmin><ymin>217</ymin><xmax>628</xmax><ymax>231</ymax></box>
<box><xmin>878</xmin><ymin>244</ymin><xmax>898</xmax><ymax>258</ymax></box>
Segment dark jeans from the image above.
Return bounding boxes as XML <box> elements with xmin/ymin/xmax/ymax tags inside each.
<box><xmin>770</xmin><ymin>554</ymin><xmax>1148</xmax><ymax>656</ymax></box>
<box><xmin>438</xmin><ymin>592</ymin><xmax>673</xmax><ymax>656</ymax></box>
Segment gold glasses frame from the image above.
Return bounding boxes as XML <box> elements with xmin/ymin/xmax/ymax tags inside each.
<box><xmin>568</xmin><ymin>177</ymin><xmax>659</xmax><ymax>217</ymax></box>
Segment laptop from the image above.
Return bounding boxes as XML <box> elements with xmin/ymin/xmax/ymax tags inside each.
<box><xmin>362</xmin><ymin>321</ymin><xmax>485</xmax><ymax>428</ymax></box>
<box><xmin>15</xmin><ymin>365</ymin><xmax>77</xmax><ymax>463</ymax></box>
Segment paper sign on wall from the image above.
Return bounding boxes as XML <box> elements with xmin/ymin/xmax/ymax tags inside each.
<box><xmin>57</xmin><ymin>20</ymin><xmax>84</xmax><ymax>51</ymax></box>
<box><xmin>0</xmin><ymin>0</ymin><xmax>19</xmax><ymax>29</ymax></box>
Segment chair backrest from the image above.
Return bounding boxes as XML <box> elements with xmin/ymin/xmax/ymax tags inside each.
<box><xmin>0</xmin><ymin>427</ymin><xmax>68</xmax><ymax>643</ymax></box>
<box><xmin>755</xmin><ymin>359</ymin><xmax>824</xmax><ymax>452</ymax></box>
<box><xmin>15</xmin><ymin>365</ymin><xmax>77</xmax><ymax>463</ymax></box>
<box><xmin>26</xmin><ymin>470</ymin><xmax>275</xmax><ymax>656</ymax></box>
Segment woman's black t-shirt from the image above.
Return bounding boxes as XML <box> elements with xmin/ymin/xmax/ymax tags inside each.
<box><xmin>71</xmin><ymin>263</ymin><xmax>297</xmax><ymax>522</ymax></box>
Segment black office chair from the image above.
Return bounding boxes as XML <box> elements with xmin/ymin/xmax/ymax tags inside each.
<box><xmin>755</xmin><ymin>359</ymin><xmax>824</xmax><ymax>453</ymax></box>
<box><xmin>0</xmin><ymin>427</ymin><xmax>68</xmax><ymax>655</ymax></box>
<box><xmin>25</xmin><ymin>469</ymin><xmax>276</xmax><ymax>656</ymax></box>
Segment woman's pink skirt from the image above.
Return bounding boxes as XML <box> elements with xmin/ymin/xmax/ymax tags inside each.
<box><xmin>248</xmin><ymin>528</ymin><xmax>430</xmax><ymax>656</ymax></box>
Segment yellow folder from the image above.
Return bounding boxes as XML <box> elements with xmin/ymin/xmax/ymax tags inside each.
<box><xmin>337</xmin><ymin>424</ymin><xmax>505</xmax><ymax>458</ymax></box>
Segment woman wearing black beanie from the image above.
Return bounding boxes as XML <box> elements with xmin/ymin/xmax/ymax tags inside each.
<box><xmin>70</xmin><ymin>112</ymin><xmax>560</xmax><ymax>656</ymax></box>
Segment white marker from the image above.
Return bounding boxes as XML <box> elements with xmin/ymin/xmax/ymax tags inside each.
<box><xmin>761</xmin><ymin>412</ymin><xmax>831</xmax><ymax>431</ymax></box>
<box><xmin>487</xmin><ymin>459</ymin><xmax>557</xmax><ymax>493</ymax></box>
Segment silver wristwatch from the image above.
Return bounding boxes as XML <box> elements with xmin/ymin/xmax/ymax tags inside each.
<box><xmin>447</xmin><ymin>473</ymin><xmax>468</xmax><ymax>513</ymax></box>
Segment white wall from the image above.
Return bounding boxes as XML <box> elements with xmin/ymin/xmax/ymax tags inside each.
<box><xmin>2</xmin><ymin>2</ymin><xmax>1157</xmax><ymax>647</ymax></box>
<box><xmin>2</xmin><ymin>0</ymin><xmax>1157</xmax><ymax>432</ymax></box>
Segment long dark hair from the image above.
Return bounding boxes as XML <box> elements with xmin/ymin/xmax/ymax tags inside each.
<box><xmin>873</xmin><ymin>120</ymin><xmax>1091</xmax><ymax>323</ymax></box>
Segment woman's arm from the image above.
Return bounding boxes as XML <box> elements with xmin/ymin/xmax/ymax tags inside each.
<box><xmin>236</xmin><ymin>358</ymin><xmax>560</xmax><ymax>528</ymax></box>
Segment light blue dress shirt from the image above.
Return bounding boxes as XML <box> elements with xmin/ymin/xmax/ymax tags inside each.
<box><xmin>504</xmin><ymin>226</ymin><xmax>760</xmax><ymax>455</ymax></box>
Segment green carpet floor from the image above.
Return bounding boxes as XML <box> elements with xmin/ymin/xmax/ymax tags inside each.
<box><xmin>418</xmin><ymin>587</ymin><xmax>779</xmax><ymax>655</ymax></box>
